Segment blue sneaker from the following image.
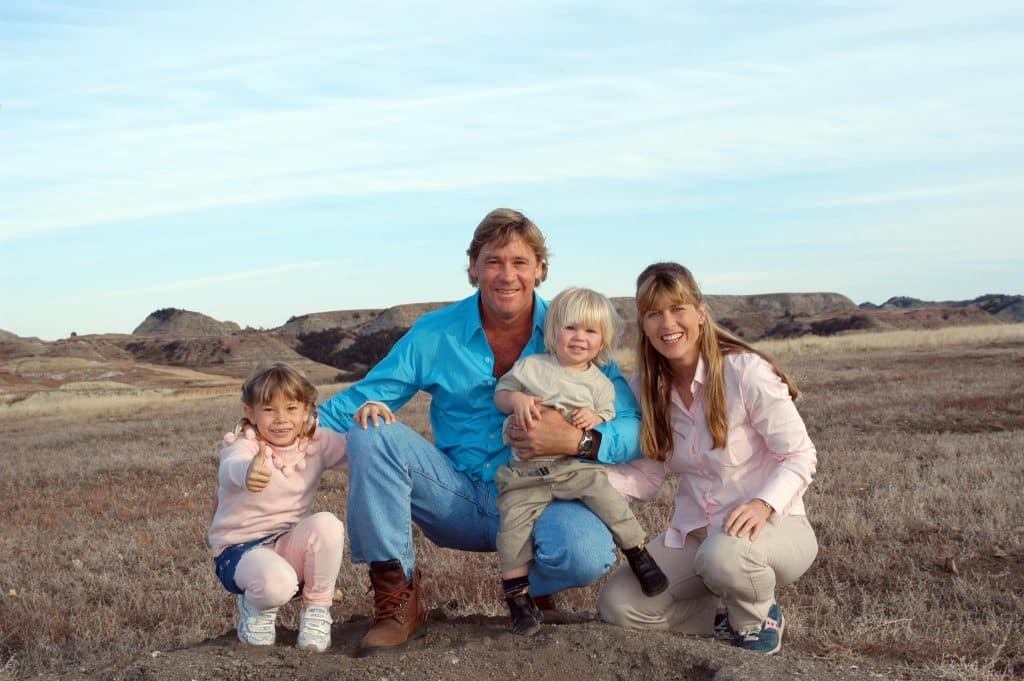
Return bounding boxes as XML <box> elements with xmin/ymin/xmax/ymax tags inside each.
<box><xmin>735</xmin><ymin>603</ymin><xmax>785</xmax><ymax>655</ymax></box>
<box><xmin>713</xmin><ymin>610</ymin><xmax>734</xmax><ymax>641</ymax></box>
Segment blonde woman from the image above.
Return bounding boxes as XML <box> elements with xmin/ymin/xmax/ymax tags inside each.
<box><xmin>598</xmin><ymin>262</ymin><xmax>818</xmax><ymax>655</ymax></box>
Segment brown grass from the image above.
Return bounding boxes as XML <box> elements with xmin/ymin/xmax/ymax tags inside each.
<box><xmin>1</xmin><ymin>327</ymin><xmax>1022</xmax><ymax>679</ymax></box>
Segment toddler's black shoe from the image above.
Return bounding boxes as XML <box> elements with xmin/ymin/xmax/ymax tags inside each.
<box><xmin>624</xmin><ymin>545</ymin><xmax>669</xmax><ymax>597</ymax></box>
<box><xmin>504</xmin><ymin>588</ymin><xmax>543</xmax><ymax>636</ymax></box>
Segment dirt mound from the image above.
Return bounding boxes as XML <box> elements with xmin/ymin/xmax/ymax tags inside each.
<box><xmin>119</xmin><ymin>330</ymin><xmax>340</xmax><ymax>383</ymax></box>
<box><xmin>93</xmin><ymin>613</ymin><xmax>890</xmax><ymax>681</ymax></box>
<box><xmin>0</xmin><ymin>328</ymin><xmax>21</xmax><ymax>341</ymax></box>
<box><xmin>134</xmin><ymin>308</ymin><xmax>241</xmax><ymax>336</ymax></box>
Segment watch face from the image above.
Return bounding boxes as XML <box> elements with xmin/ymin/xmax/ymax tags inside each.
<box><xmin>579</xmin><ymin>431</ymin><xmax>594</xmax><ymax>454</ymax></box>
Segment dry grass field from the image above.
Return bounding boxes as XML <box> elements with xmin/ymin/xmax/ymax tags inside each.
<box><xmin>1</xmin><ymin>325</ymin><xmax>1021</xmax><ymax>679</ymax></box>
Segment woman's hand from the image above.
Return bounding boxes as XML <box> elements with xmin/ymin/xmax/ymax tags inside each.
<box><xmin>724</xmin><ymin>498</ymin><xmax>773</xmax><ymax>541</ymax></box>
<box><xmin>354</xmin><ymin>402</ymin><xmax>396</xmax><ymax>429</ymax></box>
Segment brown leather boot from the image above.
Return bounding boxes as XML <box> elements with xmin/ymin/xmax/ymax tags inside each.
<box><xmin>359</xmin><ymin>560</ymin><xmax>429</xmax><ymax>657</ymax></box>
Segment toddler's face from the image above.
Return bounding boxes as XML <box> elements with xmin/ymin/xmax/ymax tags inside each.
<box><xmin>553</xmin><ymin>322</ymin><xmax>603</xmax><ymax>370</ymax></box>
<box><xmin>244</xmin><ymin>393</ymin><xmax>312</xmax><ymax>448</ymax></box>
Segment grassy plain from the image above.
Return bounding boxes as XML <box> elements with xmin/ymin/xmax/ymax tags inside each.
<box><xmin>0</xmin><ymin>324</ymin><xmax>1021</xmax><ymax>679</ymax></box>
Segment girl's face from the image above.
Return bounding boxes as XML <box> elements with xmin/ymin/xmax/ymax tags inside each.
<box><xmin>641</xmin><ymin>301</ymin><xmax>705</xmax><ymax>369</ymax></box>
<box><xmin>553</xmin><ymin>321</ymin><xmax>603</xmax><ymax>371</ymax></box>
<box><xmin>244</xmin><ymin>393</ymin><xmax>312</xmax><ymax>448</ymax></box>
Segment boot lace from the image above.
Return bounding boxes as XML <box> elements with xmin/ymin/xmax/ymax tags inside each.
<box><xmin>368</xmin><ymin>583</ymin><xmax>410</xmax><ymax>623</ymax></box>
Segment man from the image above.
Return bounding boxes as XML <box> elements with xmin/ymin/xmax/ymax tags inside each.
<box><xmin>318</xmin><ymin>208</ymin><xmax>641</xmax><ymax>656</ymax></box>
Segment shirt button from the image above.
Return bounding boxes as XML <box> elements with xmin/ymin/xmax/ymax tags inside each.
<box><xmin>484</xmin><ymin>357</ymin><xmax>492</xmax><ymax>363</ymax></box>
<box><xmin>489</xmin><ymin>434</ymin><xmax>496</xmax><ymax>440</ymax></box>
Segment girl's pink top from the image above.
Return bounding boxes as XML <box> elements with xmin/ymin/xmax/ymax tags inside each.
<box><xmin>208</xmin><ymin>425</ymin><xmax>347</xmax><ymax>557</ymax></box>
<box><xmin>606</xmin><ymin>352</ymin><xmax>816</xmax><ymax>548</ymax></box>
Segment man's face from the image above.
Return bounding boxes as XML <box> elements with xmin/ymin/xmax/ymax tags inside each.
<box><xmin>469</xmin><ymin>236</ymin><xmax>544</xmax><ymax>323</ymax></box>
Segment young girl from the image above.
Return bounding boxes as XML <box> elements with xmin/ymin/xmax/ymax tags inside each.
<box><xmin>493</xmin><ymin>287</ymin><xmax>668</xmax><ymax>636</ymax></box>
<box><xmin>598</xmin><ymin>263</ymin><xmax>818</xmax><ymax>656</ymax></box>
<box><xmin>208</xmin><ymin>362</ymin><xmax>393</xmax><ymax>652</ymax></box>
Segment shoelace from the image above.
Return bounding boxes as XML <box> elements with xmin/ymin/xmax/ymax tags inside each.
<box><xmin>367</xmin><ymin>583</ymin><xmax>410</xmax><ymax>622</ymax></box>
<box><xmin>738</xmin><ymin>614</ymin><xmax>779</xmax><ymax>641</ymax></box>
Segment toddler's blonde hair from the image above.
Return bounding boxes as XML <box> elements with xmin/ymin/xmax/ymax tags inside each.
<box><xmin>543</xmin><ymin>287</ymin><xmax>622</xmax><ymax>366</ymax></box>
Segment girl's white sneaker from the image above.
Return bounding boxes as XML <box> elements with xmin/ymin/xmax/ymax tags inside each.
<box><xmin>297</xmin><ymin>605</ymin><xmax>333</xmax><ymax>652</ymax></box>
<box><xmin>236</xmin><ymin>594</ymin><xmax>277</xmax><ymax>646</ymax></box>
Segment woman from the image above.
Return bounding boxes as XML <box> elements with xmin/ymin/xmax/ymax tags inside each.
<box><xmin>599</xmin><ymin>262</ymin><xmax>818</xmax><ymax>655</ymax></box>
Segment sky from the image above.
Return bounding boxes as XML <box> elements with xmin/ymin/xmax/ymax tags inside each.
<box><xmin>2</xmin><ymin>1</ymin><xmax>1022</xmax><ymax>341</ymax></box>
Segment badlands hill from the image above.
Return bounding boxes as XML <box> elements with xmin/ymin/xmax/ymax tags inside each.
<box><xmin>1</xmin><ymin>292</ymin><xmax>1016</xmax><ymax>402</ymax></box>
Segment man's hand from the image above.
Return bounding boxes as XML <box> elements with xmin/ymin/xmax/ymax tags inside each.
<box><xmin>354</xmin><ymin>402</ymin><xmax>396</xmax><ymax>429</ymax></box>
<box><xmin>507</xmin><ymin>407</ymin><xmax>581</xmax><ymax>460</ymax></box>
<box><xmin>724</xmin><ymin>498</ymin><xmax>773</xmax><ymax>541</ymax></box>
<box><xmin>245</xmin><ymin>443</ymin><xmax>273</xmax><ymax>492</ymax></box>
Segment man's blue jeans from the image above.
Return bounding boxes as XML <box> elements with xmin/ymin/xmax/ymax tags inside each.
<box><xmin>345</xmin><ymin>422</ymin><xmax>616</xmax><ymax>597</ymax></box>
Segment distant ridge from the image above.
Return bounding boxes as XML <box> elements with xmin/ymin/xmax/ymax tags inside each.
<box><xmin>133</xmin><ymin>308</ymin><xmax>241</xmax><ymax>336</ymax></box>
<box><xmin>860</xmin><ymin>294</ymin><xmax>1024</xmax><ymax>322</ymax></box>
<box><xmin>2</xmin><ymin>292</ymin><xmax>1018</xmax><ymax>392</ymax></box>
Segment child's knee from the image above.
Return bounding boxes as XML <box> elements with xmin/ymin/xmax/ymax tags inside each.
<box><xmin>308</xmin><ymin>512</ymin><xmax>345</xmax><ymax>545</ymax></box>
<box><xmin>246</xmin><ymin>569</ymin><xmax>299</xmax><ymax>608</ymax></box>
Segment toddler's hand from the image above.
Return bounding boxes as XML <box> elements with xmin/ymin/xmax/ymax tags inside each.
<box><xmin>354</xmin><ymin>402</ymin><xmax>396</xmax><ymax>429</ymax></box>
<box><xmin>245</xmin><ymin>443</ymin><xmax>273</xmax><ymax>492</ymax></box>
<box><xmin>571</xmin><ymin>407</ymin><xmax>603</xmax><ymax>430</ymax></box>
<box><xmin>511</xmin><ymin>394</ymin><xmax>546</xmax><ymax>430</ymax></box>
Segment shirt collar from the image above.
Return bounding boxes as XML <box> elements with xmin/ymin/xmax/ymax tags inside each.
<box><xmin>462</xmin><ymin>291</ymin><xmax>547</xmax><ymax>343</ymax></box>
<box><xmin>692</xmin><ymin>354</ymin><xmax>707</xmax><ymax>390</ymax></box>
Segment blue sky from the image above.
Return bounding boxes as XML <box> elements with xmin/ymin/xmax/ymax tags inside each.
<box><xmin>2</xmin><ymin>1</ymin><xmax>1022</xmax><ymax>340</ymax></box>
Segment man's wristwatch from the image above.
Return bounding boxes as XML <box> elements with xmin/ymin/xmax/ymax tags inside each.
<box><xmin>577</xmin><ymin>429</ymin><xmax>595</xmax><ymax>457</ymax></box>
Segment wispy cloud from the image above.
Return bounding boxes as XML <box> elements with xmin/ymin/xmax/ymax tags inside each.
<box><xmin>58</xmin><ymin>261</ymin><xmax>335</xmax><ymax>303</ymax></box>
<box><xmin>4</xmin><ymin>3</ymin><xmax>1022</xmax><ymax>238</ymax></box>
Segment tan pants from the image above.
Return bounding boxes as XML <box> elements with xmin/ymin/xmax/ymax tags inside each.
<box><xmin>598</xmin><ymin>515</ymin><xmax>817</xmax><ymax>634</ymax></box>
<box><xmin>495</xmin><ymin>458</ymin><xmax>647</xmax><ymax>572</ymax></box>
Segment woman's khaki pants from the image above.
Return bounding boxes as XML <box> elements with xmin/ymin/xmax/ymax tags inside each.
<box><xmin>598</xmin><ymin>515</ymin><xmax>817</xmax><ymax>634</ymax></box>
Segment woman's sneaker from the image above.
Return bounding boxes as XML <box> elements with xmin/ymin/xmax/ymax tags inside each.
<box><xmin>297</xmin><ymin>605</ymin><xmax>333</xmax><ymax>652</ymax></box>
<box><xmin>236</xmin><ymin>594</ymin><xmax>277</xmax><ymax>646</ymax></box>
<box><xmin>735</xmin><ymin>603</ymin><xmax>785</xmax><ymax>655</ymax></box>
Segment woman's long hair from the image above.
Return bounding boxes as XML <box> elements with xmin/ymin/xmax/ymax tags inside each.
<box><xmin>636</xmin><ymin>263</ymin><xmax>798</xmax><ymax>460</ymax></box>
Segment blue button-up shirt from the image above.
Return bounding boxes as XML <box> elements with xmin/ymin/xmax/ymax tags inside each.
<box><xmin>317</xmin><ymin>292</ymin><xmax>641</xmax><ymax>483</ymax></box>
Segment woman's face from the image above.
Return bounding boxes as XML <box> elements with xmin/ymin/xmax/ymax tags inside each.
<box><xmin>641</xmin><ymin>300</ymin><xmax>705</xmax><ymax>368</ymax></box>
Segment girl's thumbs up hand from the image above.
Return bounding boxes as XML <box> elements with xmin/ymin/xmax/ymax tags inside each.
<box><xmin>245</xmin><ymin>443</ymin><xmax>274</xmax><ymax>492</ymax></box>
